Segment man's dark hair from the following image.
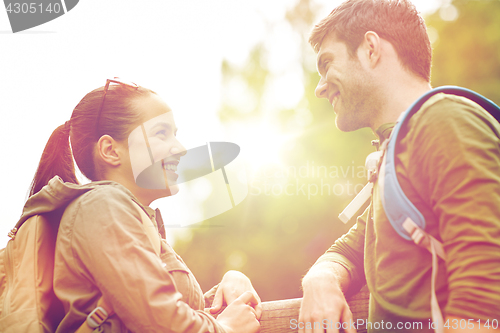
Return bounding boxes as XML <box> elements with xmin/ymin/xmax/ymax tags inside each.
<box><xmin>309</xmin><ymin>0</ymin><xmax>431</xmax><ymax>82</ymax></box>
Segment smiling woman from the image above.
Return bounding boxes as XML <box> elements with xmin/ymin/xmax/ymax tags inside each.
<box><xmin>5</xmin><ymin>78</ymin><xmax>262</xmax><ymax>333</ymax></box>
<box><xmin>127</xmin><ymin>106</ymin><xmax>185</xmax><ymax>197</ymax></box>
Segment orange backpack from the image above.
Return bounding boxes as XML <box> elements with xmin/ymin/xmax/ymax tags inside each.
<box><xmin>0</xmin><ymin>180</ymin><xmax>160</xmax><ymax>333</ymax></box>
<box><xmin>0</xmin><ymin>213</ymin><xmax>65</xmax><ymax>332</ymax></box>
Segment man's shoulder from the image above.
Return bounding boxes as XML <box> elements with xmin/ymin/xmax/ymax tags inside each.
<box><xmin>406</xmin><ymin>92</ymin><xmax>500</xmax><ymax>141</ymax></box>
<box><xmin>419</xmin><ymin>92</ymin><xmax>494</xmax><ymax>120</ymax></box>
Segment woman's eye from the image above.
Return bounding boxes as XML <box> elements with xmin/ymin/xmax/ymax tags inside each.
<box><xmin>155</xmin><ymin>129</ymin><xmax>167</xmax><ymax>138</ymax></box>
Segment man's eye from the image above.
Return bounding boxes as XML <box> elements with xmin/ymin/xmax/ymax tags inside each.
<box><xmin>320</xmin><ymin>61</ymin><xmax>329</xmax><ymax>74</ymax></box>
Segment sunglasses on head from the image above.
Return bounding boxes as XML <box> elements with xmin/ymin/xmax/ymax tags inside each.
<box><xmin>96</xmin><ymin>77</ymin><xmax>139</xmax><ymax>136</ymax></box>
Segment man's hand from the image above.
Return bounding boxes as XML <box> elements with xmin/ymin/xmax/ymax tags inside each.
<box><xmin>299</xmin><ymin>262</ymin><xmax>356</xmax><ymax>333</ymax></box>
<box><xmin>210</xmin><ymin>270</ymin><xmax>262</xmax><ymax>319</ymax></box>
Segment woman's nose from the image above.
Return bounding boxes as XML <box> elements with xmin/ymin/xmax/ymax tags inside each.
<box><xmin>171</xmin><ymin>140</ymin><xmax>187</xmax><ymax>156</ymax></box>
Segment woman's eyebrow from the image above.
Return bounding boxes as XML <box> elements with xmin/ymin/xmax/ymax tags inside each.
<box><xmin>151</xmin><ymin>122</ymin><xmax>170</xmax><ymax>130</ymax></box>
<box><xmin>150</xmin><ymin>122</ymin><xmax>178</xmax><ymax>134</ymax></box>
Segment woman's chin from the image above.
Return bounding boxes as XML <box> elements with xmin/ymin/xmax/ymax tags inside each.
<box><xmin>167</xmin><ymin>184</ymin><xmax>180</xmax><ymax>196</ymax></box>
<box><xmin>146</xmin><ymin>184</ymin><xmax>180</xmax><ymax>202</ymax></box>
<box><xmin>160</xmin><ymin>184</ymin><xmax>180</xmax><ymax>197</ymax></box>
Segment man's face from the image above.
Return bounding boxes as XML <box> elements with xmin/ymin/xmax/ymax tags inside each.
<box><xmin>314</xmin><ymin>34</ymin><xmax>377</xmax><ymax>131</ymax></box>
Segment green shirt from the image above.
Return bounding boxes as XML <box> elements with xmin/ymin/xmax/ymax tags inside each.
<box><xmin>316</xmin><ymin>93</ymin><xmax>500</xmax><ymax>332</ymax></box>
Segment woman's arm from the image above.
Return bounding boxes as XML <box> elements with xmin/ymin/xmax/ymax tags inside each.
<box><xmin>66</xmin><ymin>185</ymin><xmax>258</xmax><ymax>333</ymax></box>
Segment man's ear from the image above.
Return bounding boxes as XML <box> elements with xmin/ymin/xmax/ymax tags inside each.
<box><xmin>96</xmin><ymin>135</ymin><xmax>122</xmax><ymax>167</ymax></box>
<box><xmin>359</xmin><ymin>31</ymin><xmax>382</xmax><ymax>69</ymax></box>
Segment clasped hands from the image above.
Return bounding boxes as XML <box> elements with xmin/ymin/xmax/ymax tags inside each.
<box><xmin>209</xmin><ymin>270</ymin><xmax>262</xmax><ymax>333</ymax></box>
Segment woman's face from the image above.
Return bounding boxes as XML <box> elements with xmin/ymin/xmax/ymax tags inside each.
<box><xmin>127</xmin><ymin>94</ymin><xmax>186</xmax><ymax>197</ymax></box>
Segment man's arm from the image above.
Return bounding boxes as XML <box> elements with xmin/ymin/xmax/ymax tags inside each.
<box><xmin>299</xmin><ymin>262</ymin><xmax>355</xmax><ymax>333</ymax></box>
<box><xmin>299</xmin><ymin>205</ymin><xmax>369</xmax><ymax>333</ymax></box>
<box><xmin>303</xmin><ymin>262</ymin><xmax>351</xmax><ymax>295</ymax></box>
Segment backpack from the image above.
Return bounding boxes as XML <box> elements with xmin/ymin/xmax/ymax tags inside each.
<box><xmin>339</xmin><ymin>86</ymin><xmax>500</xmax><ymax>333</ymax></box>
<box><xmin>0</xmin><ymin>213</ymin><xmax>65</xmax><ymax>332</ymax></box>
<box><xmin>381</xmin><ymin>86</ymin><xmax>500</xmax><ymax>244</ymax></box>
<box><xmin>0</xmin><ymin>177</ymin><xmax>160</xmax><ymax>332</ymax></box>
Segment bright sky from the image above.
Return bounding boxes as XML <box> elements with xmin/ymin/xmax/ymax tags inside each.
<box><xmin>0</xmin><ymin>0</ymin><xmax>443</xmax><ymax>248</ymax></box>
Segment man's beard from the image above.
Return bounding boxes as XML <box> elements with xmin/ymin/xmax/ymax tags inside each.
<box><xmin>335</xmin><ymin>78</ymin><xmax>377</xmax><ymax>132</ymax></box>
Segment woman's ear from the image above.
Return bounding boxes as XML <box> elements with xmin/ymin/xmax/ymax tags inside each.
<box><xmin>359</xmin><ymin>31</ymin><xmax>381</xmax><ymax>69</ymax></box>
<box><xmin>96</xmin><ymin>135</ymin><xmax>122</xmax><ymax>167</ymax></box>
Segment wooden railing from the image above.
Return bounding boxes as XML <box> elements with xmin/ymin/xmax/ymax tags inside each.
<box><xmin>259</xmin><ymin>287</ymin><xmax>369</xmax><ymax>333</ymax></box>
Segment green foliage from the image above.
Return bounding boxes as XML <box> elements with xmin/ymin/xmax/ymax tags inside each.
<box><xmin>427</xmin><ymin>0</ymin><xmax>500</xmax><ymax>104</ymax></box>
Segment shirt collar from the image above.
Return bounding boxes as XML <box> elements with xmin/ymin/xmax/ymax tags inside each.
<box><xmin>129</xmin><ymin>196</ymin><xmax>156</xmax><ymax>219</ymax></box>
<box><xmin>104</xmin><ymin>180</ymin><xmax>157</xmax><ymax>219</ymax></box>
<box><xmin>128</xmin><ymin>192</ymin><xmax>166</xmax><ymax>238</ymax></box>
<box><xmin>375</xmin><ymin>123</ymin><xmax>396</xmax><ymax>143</ymax></box>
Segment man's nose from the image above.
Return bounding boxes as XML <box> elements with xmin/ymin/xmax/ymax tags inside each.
<box><xmin>315</xmin><ymin>77</ymin><xmax>328</xmax><ymax>99</ymax></box>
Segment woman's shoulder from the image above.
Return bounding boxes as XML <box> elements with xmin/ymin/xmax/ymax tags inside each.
<box><xmin>62</xmin><ymin>181</ymin><xmax>142</xmax><ymax>227</ymax></box>
<box><xmin>75</xmin><ymin>182</ymin><xmax>134</xmax><ymax>205</ymax></box>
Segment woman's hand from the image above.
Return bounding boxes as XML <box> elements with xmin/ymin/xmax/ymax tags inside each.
<box><xmin>210</xmin><ymin>270</ymin><xmax>262</xmax><ymax>319</ymax></box>
<box><xmin>216</xmin><ymin>291</ymin><xmax>261</xmax><ymax>333</ymax></box>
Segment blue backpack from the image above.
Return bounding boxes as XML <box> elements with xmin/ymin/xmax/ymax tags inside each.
<box><xmin>382</xmin><ymin>86</ymin><xmax>500</xmax><ymax>243</ymax></box>
<box><xmin>339</xmin><ymin>86</ymin><xmax>500</xmax><ymax>332</ymax></box>
<box><xmin>339</xmin><ymin>86</ymin><xmax>500</xmax><ymax>231</ymax></box>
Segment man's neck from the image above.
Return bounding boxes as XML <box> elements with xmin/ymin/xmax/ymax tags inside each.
<box><xmin>370</xmin><ymin>78</ymin><xmax>431</xmax><ymax>132</ymax></box>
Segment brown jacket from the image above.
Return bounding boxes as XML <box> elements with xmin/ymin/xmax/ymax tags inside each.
<box><xmin>21</xmin><ymin>177</ymin><xmax>224</xmax><ymax>332</ymax></box>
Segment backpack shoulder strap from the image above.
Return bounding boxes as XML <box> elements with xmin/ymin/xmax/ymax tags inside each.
<box><xmin>382</xmin><ymin>86</ymin><xmax>500</xmax><ymax>240</ymax></box>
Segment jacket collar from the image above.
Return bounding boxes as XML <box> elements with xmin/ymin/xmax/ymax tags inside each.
<box><xmin>375</xmin><ymin>123</ymin><xmax>396</xmax><ymax>144</ymax></box>
<box><xmin>18</xmin><ymin>176</ymin><xmax>157</xmax><ymax>228</ymax></box>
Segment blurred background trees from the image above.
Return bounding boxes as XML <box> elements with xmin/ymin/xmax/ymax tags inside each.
<box><xmin>426</xmin><ymin>0</ymin><xmax>500</xmax><ymax>104</ymax></box>
<box><xmin>172</xmin><ymin>0</ymin><xmax>500</xmax><ymax>302</ymax></box>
